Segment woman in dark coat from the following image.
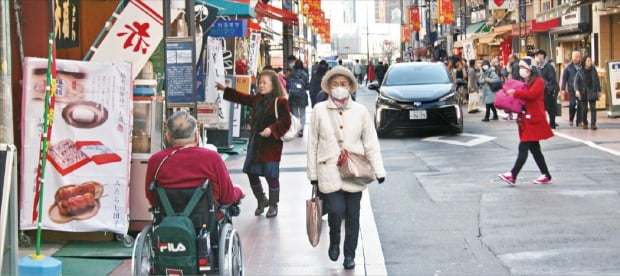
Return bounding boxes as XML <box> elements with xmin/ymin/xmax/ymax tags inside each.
<box><xmin>574</xmin><ymin>56</ymin><xmax>602</xmax><ymax>130</ymax></box>
<box><xmin>499</xmin><ymin>57</ymin><xmax>554</xmax><ymax>185</ymax></box>
<box><xmin>216</xmin><ymin>70</ymin><xmax>291</xmax><ymax>217</ymax></box>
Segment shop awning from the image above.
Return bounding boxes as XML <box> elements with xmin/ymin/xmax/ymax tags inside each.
<box><xmin>465</xmin><ymin>22</ymin><xmax>488</xmax><ymax>35</ymax></box>
<box><xmin>532</xmin><ymin>18</ymin><xmax>560</xmax><ymax>33</ymax></box>
<box><xmin>549</xmin><ymin>23</ymin><xmax>590</xmax><ymax>35</ymax></box>
<box><xmin>254</xmin><ymin>1</ymin><xmax>298</xmax><ymax>26</ymax></box>
<box><xmin>201</xmin><ymin>0</ymin><xmax>256</xmax><ymax>18</ymax></box>
<box><xmin>477</xmin><ymin>33</ymin><xmax>497</xmax><ymax>44</ymax></box>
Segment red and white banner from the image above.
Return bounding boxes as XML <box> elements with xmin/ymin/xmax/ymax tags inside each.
<box><xmin>408</xmin><ymin>7</ymin><xmax>421</xmax><ymax>32</ymax></box>
<box><xmin>89</xmin><ymin>0</ymin><xmax>163</xmax><ymax>79</ymax></box>
<box><xmin>20</xmin><ymin>58</ymin><xmax>132</xmax><ymax>234</ymax></box>
<box><xmin>489</xmin><ymin>0</ymin><xmax>513</xmax><ymax>10</ymax></box>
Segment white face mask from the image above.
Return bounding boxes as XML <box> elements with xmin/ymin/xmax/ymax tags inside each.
<box><xmin>519</xmin><ymin>68</ymin><xmax>530</xmax><ymax>79</ymax></box>
<box><xmin>330</xmin><ymin>86</ymin><xmax>350</xmax><ymax>100</ymax></box>
<box><xmin>482</xmin><ymin>65</ymin><xmax>489</xmax><ymax>71</ymax></box>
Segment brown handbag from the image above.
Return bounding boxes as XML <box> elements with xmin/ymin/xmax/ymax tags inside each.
<box><xmin>306</xmin><ymin>185</ymin><xmax>322</xmax><ymax>247</ymax></box>
<box><xmin>328</xmin><ymin>110</ymin><xmax>375</xmax><ymax>185</ymax></box>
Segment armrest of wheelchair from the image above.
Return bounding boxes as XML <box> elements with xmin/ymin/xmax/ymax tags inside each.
<box><xmin>220</xmin><ymin>201</ymin><xmax>241</xmax><ymax>217</ymax></box>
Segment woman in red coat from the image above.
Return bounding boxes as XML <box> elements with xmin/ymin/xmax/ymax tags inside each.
<box><xmin>498</xmin><ymin>57</ymin><xmax>554</xmax><ymax>185</ymax></box>
<box><xmin>366</xmin><ymin>62</ymin><xmax>375</xmax><ymax>85</ymax></box>
<box><xmin>216</xmin><ymin>70</ymin><xmax>292</xmax><ymax>217</ymax></box>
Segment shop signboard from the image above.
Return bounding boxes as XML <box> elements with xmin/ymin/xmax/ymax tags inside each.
<box><xmin>607</xmin><ymin>60</ymin><xmax>620</xmax><ymax>117</ymax></box>
<box><xmin>20</xmin><ymin>58</ymin><xmax>132</xmax><ymax>234</ymax></box>
<box><xmin>208</xmin><ymin>20</ymin><xmax>248</xmax><ymax>38</ymax></box>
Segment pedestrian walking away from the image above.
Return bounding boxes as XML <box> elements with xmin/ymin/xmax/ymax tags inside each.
<box><xmin>216</xmin><ymin>70</ymin><xmax>292</xmax><ymax>217</ymax></box>
<box><xmin>535</xmin><ymin>49</ymin><xmax>560</xmax><ymax>129</ymax></box>
<box><xmin>366</xmin><ymin>61</ymin><xmax>375</xmax><ymax>85</ymax></box>
<box><xmin>498</xmin><ymin>57</ymin><xmax>554</xmax><ymax>186</ymax></box>
<box><xmin>561</xmin><ymin>51</ymin><xmax>583</xmax><ymax>127</ymax></box>
<box><xmin>307</xmin><ymin>65</ymin><xmax>386</xmax><ymax>270</ymax></box>
<box><xmin>467</xmin><ymin>59</ymin><xmax>481</xmax><ymax>113</ymax></box>
<box><xmin>574</xmin><ymin>56</ymin><xmax>602</xmax><ymax>130</ymax></box>
<box><xmin>288</xmin><ymin>59</ymin><xmax>310</xmax><ymax>137</ymax></box>
<box><xmin>353</xmin><ymin>59</ymin><xmax>363</xmax><ymax>85</ymax></box>
<box><xmin>478</xmin><ymin>59</ymin><xmax>500</xmax><ymax>121</ymax></box>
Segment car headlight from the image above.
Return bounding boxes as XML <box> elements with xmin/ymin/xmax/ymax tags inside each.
<box><xmin>378</xmin><ymin>93</ymin><xmax>397</xmax><ymax>105</ymax></box>
<box><xmin>439</xmin><ymin>92</ymin><xmax>456</xmax><ymax>102</ymax></box>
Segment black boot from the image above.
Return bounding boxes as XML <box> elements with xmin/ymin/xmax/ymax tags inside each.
<box><xmin>250</xmin><ymin>185</ymin><xmax>269</xmax><ymax>216</ymax></box>
<box><xmin>266</xmin><ymin>189</ymin><xmax>279</xmax><ymax>218</ymax></box>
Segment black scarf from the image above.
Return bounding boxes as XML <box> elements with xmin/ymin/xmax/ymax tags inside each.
<box><xmin>253</xmin><ymin>93</ymin><xmax>277</xmax><ymax>131</ymax></box>
<box><xmin>583</xmin><ymin>67</ymin><xmax>593</xmax><ymax>91</ymax></box>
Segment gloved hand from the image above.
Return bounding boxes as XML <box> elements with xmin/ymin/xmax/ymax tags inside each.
<box><xmin>311</xmin><ymin>180</ymin><xmax>318</xmax><ymax>185</ymax></box>
<box><xmin>377</xmin><ymin>177</ymin><xmax>385</xmax><ymax>184</ymax></box>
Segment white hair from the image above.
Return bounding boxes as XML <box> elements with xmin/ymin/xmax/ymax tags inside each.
<box><xmin>571</xmin><ymin>51</ymin><xmax>582</xmax><ymax>58</ymax></box>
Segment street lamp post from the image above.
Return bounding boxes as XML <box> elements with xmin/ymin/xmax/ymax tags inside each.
<box><xmin>366</xmin><ymin>1</ymin><xmax>370</xmax><ymax>64</ymax></box>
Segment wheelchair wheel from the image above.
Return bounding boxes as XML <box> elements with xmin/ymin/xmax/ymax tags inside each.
<box><xmin>218</xmin><ymin>223</ymin><xmax>243</xmax><ymax>276</ymax></box>
<box><xmin>132</xmin><ymin>225</ymin><xmax>154</xmax><ymax>276</ymax></box>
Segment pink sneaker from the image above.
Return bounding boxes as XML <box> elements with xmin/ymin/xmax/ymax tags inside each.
<box><xmin>498</xmin><ymin>172</ymin><xmax>515</xmax><ymax>185</ymax></box>
<box><xmin>533</xmin><ymin>175</ymin><xmax>552</xmax><ymax>184</ymax></box>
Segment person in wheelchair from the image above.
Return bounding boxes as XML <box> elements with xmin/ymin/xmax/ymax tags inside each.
<box><xmin>145</xmin><ymin>110</ymin><xmax>244</xmax><ymax>225</ymax></box>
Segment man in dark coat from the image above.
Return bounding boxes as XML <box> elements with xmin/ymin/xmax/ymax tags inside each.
<box><xmin>536</xmin><ymin>50</ymin><xmax>560</xmax><ymax>129</ymax></box>
<box><xmin>374</xmin><ymin>62</ymin><xmax>387</xmax><ymax>87</ymax></box>
<box><xmin>561</xmin><ymin>51</ymin><xmax>583</xmax><ymax>127</ymax></box>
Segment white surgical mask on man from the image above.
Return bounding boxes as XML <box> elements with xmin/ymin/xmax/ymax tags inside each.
<box><xmin>482</xmin><ymin>65</ymin><xmax>489</xmax><ymax>71</ymax></box>
<box><xmin>519</xmin><ymin>68</ymin><xmax>530</xmax><ymax>79</ymax></box>
<box><xmin>330</xmin><ymin>86</ymin><xmax>350</xmax><ymax>100</ymax></box>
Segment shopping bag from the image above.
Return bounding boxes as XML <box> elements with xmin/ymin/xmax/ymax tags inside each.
<box><xmin>306</xmin><ymin>185</ymin><xmax>323</xmax><ymax>247</ymax></box>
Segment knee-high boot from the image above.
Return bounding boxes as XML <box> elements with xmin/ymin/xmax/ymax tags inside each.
<box><xmin>250</xmin><ymin>185</ymin><xmax>269</xmax><ymax>216</ymax></box>
<box><xmin>266</xmin><ymin>189</ymin><xmax>279</xmax><ymax>218</ymax></box>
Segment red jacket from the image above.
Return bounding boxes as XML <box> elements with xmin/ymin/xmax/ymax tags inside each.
<box><xmin>224</xmin><ymin>88</ymin><xmax>291</xmax><ymax>162</ymax></box>
<box><xmin>145</xmin><ymin>146</ymin><xmax>244</xmax><ymax>206</ymax></box>
<box><xmin>514</xmin><ymin>78</ymin><xmax>554</xmax><ymax>142</ymax></box>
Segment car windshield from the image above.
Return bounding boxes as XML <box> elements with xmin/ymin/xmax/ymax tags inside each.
<box><xmin>384</xmin><ymin>65</ymin><xmax>450</xmax><ymax>85</ymax></box>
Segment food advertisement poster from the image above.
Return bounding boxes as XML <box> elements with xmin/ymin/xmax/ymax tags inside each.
<box><xmin>607</xmin><ymin>60</ymin><xmax>620</xmax><ymax>106</ymax></box>
<box><xmin>20</xmin><ymin>57</ymin><xmax>132</xmax><ymax>234</ymax></box>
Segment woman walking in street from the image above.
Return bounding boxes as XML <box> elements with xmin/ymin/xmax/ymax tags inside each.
<box><xmin>478</xmin><ymin>59</ymin><xmax>500</xmax><ymax>121</ymax></box>
<box><xmin>216</xmin><ymin>70</ymin><xmax>292</xmax><ymax>217</ymax></box>
<box><xmin>366</xmin><ymin>61</ymin><xmax>375</xmax><ymax>85</ymax></box>
<box><xmin>498</xmin><ymin>57</ymin><xmax>554</xmax><ymax>185</ymax></box>
<box><xmin>307</xmin><ymin>66</ymin><xmax>386</xmax><ymax>270</ymax></box>
<box><xmin>574</xmin><ymin>56</ymin><xmax>602</xmax><ymax>130</ymax></box>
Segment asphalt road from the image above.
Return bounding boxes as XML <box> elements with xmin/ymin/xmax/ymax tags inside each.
<box><xmin>355</xmin><ymin>86</ymin><xmax>620</xmax><ymax>276</ymax></box>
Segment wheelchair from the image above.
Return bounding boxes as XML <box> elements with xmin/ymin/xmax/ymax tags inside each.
<box><xmin>131</xmin><ymin>180</ymin><xmax>243</xmax><ymax>276</ymax></box>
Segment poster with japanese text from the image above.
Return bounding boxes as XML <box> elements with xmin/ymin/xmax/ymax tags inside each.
<box><xmin>20</xmin><ymin>58</ymin><xmax>132</xmax><ymax>234</ymax></box>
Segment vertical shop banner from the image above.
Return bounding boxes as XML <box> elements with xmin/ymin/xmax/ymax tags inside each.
<box><xmin>248</xmin><ymin>33</ymin><xmax>261</xmax><ymax>77</ymax></box>
<box><xmin>607</xmin><ymin>61</ymin><xmax>620</xmax><ymax>107</ymax></box>
<box><xmin>54</xmin><ymin>0</ymin><xmax>79</xmax><ymax>49</ymax></box>
<box><xmin>89</xmin><ymin>0</ymin><xmax>163</xmax><ymax>79</ymax></box>
<box><xmin>409</xmin><ymin>7</ymin><xmax>421</xmax><ymax>32</ymax></box>
<box><xmin>401</xmin><ymin>26</ymin><xmax>411</xmax><ymax>43</ymax></box>
<box><xmin>20</xmin><ymin>58</ymin><xmax>132</xmax><ymax>234</ymax></box>
<box><xmin>463</xmin><ymin>40</ymin><xmax>476</xmax><ymax>61</ymax></box>
<box><xmin>206</xmin><ymin>37</ymin><xmax>231</xmax><ymax>129</ymax></box>
<box><xmin>232</xmin><ymin>76</ymin><xmax>251</xmax><ymax>137</ymax></box>
<box><xmin>437</xmin><ymin>0</ymin><xmax>453</xmax><ymax>25</ymax></box>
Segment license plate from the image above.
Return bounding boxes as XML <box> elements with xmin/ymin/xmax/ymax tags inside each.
<box><xmin>409</xmin><ymin>110</ymin><xmax>427</xmax><ymax>120</ymax></box>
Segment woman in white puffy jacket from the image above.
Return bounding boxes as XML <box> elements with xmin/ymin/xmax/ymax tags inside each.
<box><xmin>307</xmin><ymin>65</ymin><xmax>386</xmax><ymax>270</ymax></box>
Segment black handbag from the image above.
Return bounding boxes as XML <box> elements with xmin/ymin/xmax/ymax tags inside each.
<box><xmin>488</xmin><ymin>81</ymin><xmax>503</xmax><ymax>92</ymax></box>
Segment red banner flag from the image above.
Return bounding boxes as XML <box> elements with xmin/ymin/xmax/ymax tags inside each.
<box><xmin>438</xmin><ymin>0</ymin><xmax>454</xmax><ymax>25</ymax></box>
<box><xmin>409</xmin><ymin>7</ymin><xmax>421</xmax><ymax>32</ymax></box>
<box><xmin>401</xmin><ymin>25</ymin><xmax>411</xmax><ymax>43</ymax></box>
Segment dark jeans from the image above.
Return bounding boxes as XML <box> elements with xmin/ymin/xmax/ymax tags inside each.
<box><xmin>484</xmin><ymin>103</ymin><xmax>498</xmax><ymax>119</ymax></box>
<box><xmin>580</xmin><ymin>100</ymin><xmax>597</xmax><ymax>126</ymax></box>
<box><xmin>325</xmin><ymin>190</ymin><xmax>362</xmax><ymax>259</ymax></box>
<box><xmin>568</xmin><ymin>92</ymin><xmax>582</xmax><ymax>124</ymax></box>
<box><xmin>544</xmin><ymin>91</ymin><xmax>558</xmax><ymax>127</ymax></box>
<box><xmin>511</xmin><ymin>141</ymin><xmax>551</xmax><ymax>180</ymax></box>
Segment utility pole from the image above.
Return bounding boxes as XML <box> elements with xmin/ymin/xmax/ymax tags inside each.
<box><xmin>283</xmin><ymin>0</ymin><xmax>294</xmax><ymax>63</ymax></box>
